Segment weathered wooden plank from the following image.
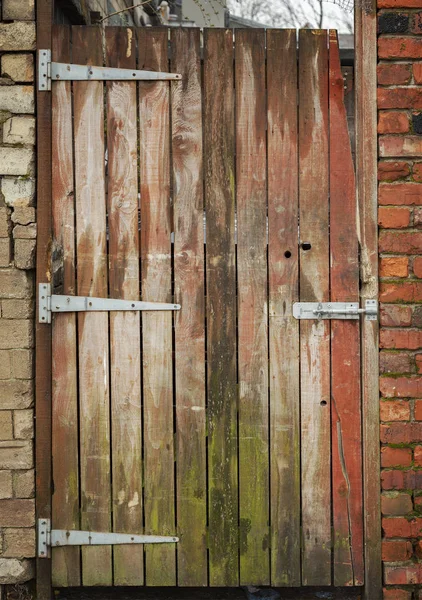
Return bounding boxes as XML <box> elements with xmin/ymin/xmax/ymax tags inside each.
<box><xmin>298</xmin><ymin>29</ymin><xmax>331</xmax><ymax>586</ymax></box>
<box><xmin>170</xmin><ymin>28</ymin><xmax>207</xmax><ymax>587</ymax></box>
<box><xmin>36</xmin><ymin>3</ymin><xmax>53</xmax><ymax>596</ymax></box>
<box><xmin>235</xmin><ymin>28</ymin><xmax>269</xmax><ymax>586</ymax></box>
<box><xmin>105</xmin><ymin>27</ymin><xmax>143</xmax><ymax>586</ymax></box>
<box><xmin>329</xmin><ymin>30</ymin><xmax>364</xmax><ymax>587</ymax></box>
<box><xmin>267</xmin><ymin>28</ymin><xmax>300</xmax><ymax>587</ymax></box>
<box><xmin>138</xmin><ymin>28</ymin><xmax>176</xmax><ymax>586</ymax></box>
<box><xmin>72</xmin><ymin>25</ymin><xmax>112</xmax><ymax>586</ymax></box>
<box><xmin>203</xmin><ymin>28</ymin><xmax>238</xmax><ymax>587</ymax></box>
<box><xmin>355</xmin><ymin>3</ymin><xmax>382</xmax><ymax>597</ymax></box>
<box><xmin>51</xmin><ymin>25</ymin><xmax>80</xmax><ymax>588</ymax></box>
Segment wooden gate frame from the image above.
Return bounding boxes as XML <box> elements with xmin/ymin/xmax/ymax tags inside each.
<box><xmin>35</xmin><ymin>4</ymin><xmax>380</xmax><ymax>598</ymax></box>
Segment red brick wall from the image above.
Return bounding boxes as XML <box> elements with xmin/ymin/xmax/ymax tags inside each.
<box><xmin>378</xmin><ymin>1</ymin><xmax>422</xmax><ymax>598</ymax></box>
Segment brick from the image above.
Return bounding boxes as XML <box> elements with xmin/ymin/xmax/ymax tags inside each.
<box><xmin>12</xmin><ymin>224</ymin><xmax>36</xmax><ymax>240</ymax></box>
<box><xmin>0</xmin><ymin>148</ymin><xmax>34</xmax><ymax>177</ymax></box>
<box><xmin>13</xmin><ymin>410</ymin><xmax>33</xmax><ymax>440</ymax></box>
<box><xmin>379</xmin><ymin>183</ymin><xmax>422</xmax><ymax>205</ymax></box>
<box><xmin>1</xmin><ymin>55</ymin><xmax>33</xmax><ymax>83</ymax></box>
<box><xmin>414</xmin><ymin>207</ymin><xmax>422</xmax><ymax>227</ymax></box>
<box><xmin>379</xmin><ymin>207</ymin><xmax>411</xmax><ymax>228</ymax></box>
<box><xmin>378</xmin><ymin>63</ymin><xmax>412</xmax><ymax>86</ymax></box>
<box><xmin>380</xmin><ymin>376</ymin><xmax>422</xmax><ymax>397</ymax></box>
<box><xmin>10</xmin><ymin>349</ymin><xmax>32</xmax><ymax>380</ymax></box>
<box><xmin>381</xmin><ymin>329</ymin><xmax>422</xmax><ymax>349</ymax></box>
<box><xmin>414</xmin><ymin>163</ymin><xmax>422</xmax><ymax>182</ymax></box>
<box><xmin>382</xmin><ymin>540</ymin><xmax>413</xmax><ymax>561</ymax></box>
<box><xmin>0</xmin><ymin>499</ymin><xmax>34</xmax><ymax>528</ymax></box>
<box><xmin>378</xmin><ymin>161</ymin><xmax>411</xmax><ymax>181</ymax></box>
<box><xmin>0</xmin><ymin>22</ymin><xmax>35</xmax><ymax>52</ymax></box>
<box><xmin>14</xmin><ymin>239</ymin><xmax>35</xmax><ymax>270</ymax></box>
<box><xmin>380</xmin><ymin>231</ymin><xmax>422</xmax><ymax>253</ymax></box>
<box><xmin>0</xmin><ymin>86</ymin><xmax>33</xmax><ymax>114</ymax></box>
<box><xmin>415</xmin><ymin>445</ymin><xmax>422</xmax><ymax>465</ymax></box>
<box><xmin>0</xmin><ymin>269</ymin><xmax>33</xmax><ymax>299</ymax></box>
<box><xmin>0</xmin><ymin>380</ymin><xmax>33</xmax><ymax>409</ymax></box>
<box><xmin>378</xmin><ymin>111</ymin><xmax>410</xmax><ymax>134</ymax></box>
<box><xmin>382</xmin><ymin>492</ymin><xmax>413</xmax><ymax>515</ymax></box>
<box><xmin>382</xmin><ymin>516</ymin><xmax>422</xmax><ymax>538</ymax></box>
<box><xmin>1</xmin><ymin>299</ymin><xmax>34</xmax><ymax>319</ymax></box>
<box><xmin>0</xmin><ymin>441</ymin><xmax>32</xmax><ymax>470</ymax></box>
<box><xmin>380</xmin><ymin>304</ymin><xmax>412</xmax><ymax>326</ymax></box>
<box><xmin>381</xmin><ymin>469</ymin><xmax>419</xmax><ymax>490</ymax></box>
<box><xmin>413</xmin><ymin>306</ymin><xmax>422</xmax><ymax>327</ymax></box>
<box><xmin>381</xmin><ymin>446</ymin><xmax>412</xmax><ymax>467</ymax></box>
<box><xmin>0</xmin><ymin>471</ymin><xmax>12</xmax><ymax>499</ymax></box>
<box><xmin>381</xmin><ymin>135</ymin><xmax>422</xmax><ymax>157</ymax></box>
<box><xmin>416</xmin><ymin>539</ymin><xmax>422</xmax><ymax>558</ymax></box>
<box><xmin>383</xmin><ymin>589</ymin><xmax>412</xmax><ymax>600</ymax></box>
<box><xmin>379</xmin><ymin>87</ymin><xmax>422</xmax><ymax>109</ymax></box>
<box><xmin>380</xmin><ymin>282</ymin><xmax>422</xmax><ymax>302</ymax></box>
<box><xmin>379</xmin><ymin>0</ymin><xmax>422</xmax><ymax>5</ymax></box>
<box><xmin>415</xmin><ymin>398</ymin><xmax>422</xmax><ymax>419</ymax></box>
<box><xmin>11</xmin><ymin>208</ymin><xmax>35</xmax><ymax>226</ymax></box>
<box><xmin>414</xmin><ymin>256</ymin><xmax>422</xmax><ymax>278</ymax></box>
<box><xmin>413</xmin><ymin>112</ymin><xmax>422</xmax><ymax>135</ymax></box>
<box><xmin>2</xmin><ymin>0</ymin><xmax>34</xmax><ymax>20</ymax></box>
<box><xmin>2</xmin><ymin>178</ymin><xmax>35</xmax><ymax>208</ymax></box>
<box><xmin>0</xmin><ymin>350</ymin><xmax>11</xmax><ymax>380</ymax></box>
<box><xmin>0</xmin><ymin>207</ymin><xmax>11</xmax><ymax>237</ymax></box>
<box><xmin>0</xmin><ymin>238</ymin><xmax>11</xmax><ymax>267</ymax></box>
<box><xmin>13</xmin><ymin>470</ymin><xmax>33</xmax><ymax>499</ymax></box>
<box><xmin>381</xmin><ymin>422</ymin><xmax>422</xmax><ymax>443</ymax></box>
<box><xmin>380</xmin><ymin>352</ymin><xmax>413</xmax><ymax>374</ymax></box>
<box><xmin>0</xmin><ymin>558</ymin><xmax>33</xmax><ymax>584</ymax></box>
<box><xmin>381</xmin><ymin>400</ymin><xmax>410</xmax><ymax>421</ymax></box>
<box><xmin>415</xmin><ymin>63</ymin><xmax>422</xmax><ymax>85</ymax></box>
<box><xmin>3</xmin><ymin>117</ymin><xmax>35</xmax><ymax>145</ymax></box>
<box><xmin>0</xmin><ymin>411</ymin><xmax>12</xmax><ymax>440</ymax></box>
<box><xmin>384</xmin><ymin>564</ymin><xmax>422</xmax><ymax>585</ymax></box>
<box><xmin>380</xmin><ymin>257</ymin><xmax>409</xmax><ymax>278</ymax></box>
<box><xmin>379</xmin><ymin>37</ymin><xmax>422</xmax><ymax>60</ymax></box>
<box><xmin>2</xmin><ymin>528</ymin><xmax>35</xmax><ymax>558</ymax></box>
<box><xmin>0</xmin><ymin>320</ymin><xmax>33</xmax><ymax>350</ymax></box>
<box><xmin>378</xmin><ymin>12</ymin><xmax>409</xmax><ymax>34</ymax></box>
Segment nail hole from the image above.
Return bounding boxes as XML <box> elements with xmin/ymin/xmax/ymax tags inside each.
<box><xmin>301</xmin><ymin>242</ymin><xmax>312</xmax><ymax>251</ymax></box>
<box><xmin>131</xmin><ymin>304</ymin><xmax>135</xmax><ymax>308</ymax></box>
<box><xmin>89</xmin><ymin>302</ymin><xmax>92</xmax><ymax>306</ymax></box>
<box><xmin>284</xmin><ymin>250</ymin><xmax>291</xmax><ymax>259</ymax></box>
<box><xmin>320</xmin><ymin>400</ymin><xmax>327</xmax><ymax>406</ymax></box>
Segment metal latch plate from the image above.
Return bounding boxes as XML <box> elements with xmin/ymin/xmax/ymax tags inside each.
<box><xmin>38</xmin><ymin>519</ymin><xmax>178</xmax><ymax>557</ymax></box>
<box><xmin>293</xmin><ymin>300</ymin><xmax>378</xmax><ymax>321</ymax></box>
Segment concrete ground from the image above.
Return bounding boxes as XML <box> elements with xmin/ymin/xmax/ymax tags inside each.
<box><xmin>56</xmin><ymin>587</ymin><xmax>362</xmax><ymax>600</ymax></box>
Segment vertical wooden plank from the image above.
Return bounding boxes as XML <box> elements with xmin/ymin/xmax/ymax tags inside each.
<box><xmin>51</xmin><ymin>25</ymin><xmax>80</xmax><ymax>587</ymax></box>
<box><xmin>138</xmin><ymin>28</ymin><xmax>176</xmax><ymax>586</ymax></box>
<box><xmin>355</xmin><ymin>2</ymin><xmax>382</xmax><ymax>598</ymax></box>
<box><xmin>298</xmin><ymin>29</ymin><xmax>331</xmax><ymax>586</ymax></box>
<box><xmin>204</xmin><ymin>28</ymin><xmax>238</xmax><ymax>587</ymax></box>
<box><xmin>105</xmin><ymin>27</ymin><xmax>143</xmax><ymax>586</ymax></box>
<box><xmin>235</xmin><ymin>28</ymin><xmax>269</xmax><ymax>586</ymax></box>
<box><xmin>36</xmin><ymin>0</ymin><xmax>53</xmax><ymax>595</ymax></box>
<box><xmin>329</xmin><ymin>30</ymin><xmax>364</xmax><ymax>587</ymax></box>
<box><xmin>267</xmin><ymin>29</ymin><xmax>300</xmax><ymax>587</ymax></box>
<box><xmin>171</xmin><ymin>28</ymin><xmax>207</xmax><ymax>586</ymax></box>
<box><xmin>72</xmin><ymin>25</ymin><xmax>112</xmax><ymax>586</ymax></box>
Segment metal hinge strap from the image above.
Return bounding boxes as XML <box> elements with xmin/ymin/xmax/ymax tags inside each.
<box><xmin>39</xmin><ymin>283</ymin><xmax>180</xmax><ymax>323</ymax></box>
<box><xmin>38</xmin><ymin>519</ymin><xmax>178</xmax><ymax>557</ymax></box>
<box><xmin>293</xmin><ymin>300</ymin><xmax>378</xmax><ymax>321</ymax></box>
<box><xmin>38</xmin><ymin>49</ymin><xmax>181</xmax><ymax>91</ymax></box>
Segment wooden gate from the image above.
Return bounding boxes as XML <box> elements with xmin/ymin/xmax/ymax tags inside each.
<box><xmin>48</xmin><ymin>25</ymin><xmax>364</xmax><ymax>588</ymax></box>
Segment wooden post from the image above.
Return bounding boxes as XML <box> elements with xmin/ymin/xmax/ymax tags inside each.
<box><xmin>355</xmin><ymin>2</ymin><xmax>382</xmax><ymax>598</ymax></box>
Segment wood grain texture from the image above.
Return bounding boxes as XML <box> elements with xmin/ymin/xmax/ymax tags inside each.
<box><xmin>329</xmin><ymin>30</ymin><xmax>364</xmax><ymax>587</ymax></box>
<box><xmin>72</xmin><ymin>26</ymin><xmax>112</xmax><ymax>586</ymax></box>
<box><xmin>204</xmin><ymin>28</ymin><xmax>238</xmax><ymax>587</ymax></box>
<box><xmin>355</xmin><ymin>3</ymin><xmax>382</xmax><ymax>598</ymax></box>
<box><xmin>105</xmin><ymin>27</ymin><xmax>143</xmax><ymax>586</ymax></box>
<box><xmin>235</xmin><ymin>29</ymin><xmax>269</xmax><ymax>586</ymax></box>
<box><xmin>36</xmin><ymin>4</ymin><xmax>53</xmax><ymax>598</ymax></box>
<box><xmin>51</xmin><ymin>25</ymin><xmax>80</xmax><ymax>587</ymax></box>
<box><xmin>267</xmin><ymin>29</ymin><xmax>300</xmax><ymax>587</ymax></box>
<box><xmin>171</xmin><ymin>28</ymin><xmax>207</xmax><ymax>587</ymax></box>
<box><xmin>298</xmin><ymin>29</ymin><xmax>331</xmax><ymax>586</ymax></box>
<box><xmin>138</xmin><ymin>28</ymin><xmax>176</xmax><ymax>586</ymax></box>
